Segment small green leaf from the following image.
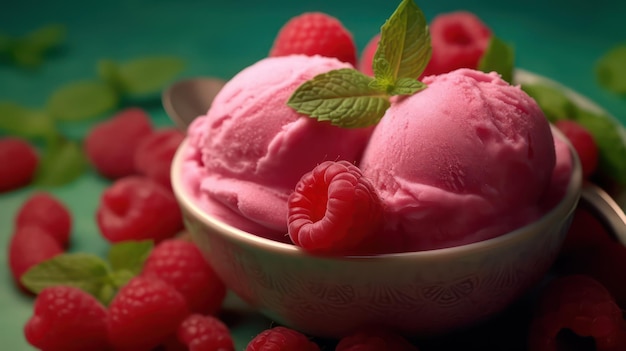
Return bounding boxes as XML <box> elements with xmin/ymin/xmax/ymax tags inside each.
<box><xmin>46</xmin><ymin>80</ymin><xmax>119</xmax><ymax>121</ymax></box>
<box><xmin>374</xmin><ymin>0</ymin><xmax>431</xmax><ymax>82</ymax></box>
<box><xmin>0</xmin><ymin>102</ymin><xmax>56</xmax><ymax>140</ymax></box>
<box><xmin>22</xmin><ymin>24</ymin><xmax>66</xmax><ymax>52</ymax></box>
<box><xmin>97</xmin><ymin>284</ymin><xmax>117</xmax><ymax>306</ymax></box>
<box><xmin>595</xmin><ymin>44</ymin><xmax>626</xmax><ymax>95</ymax></box>
<box><xmin>521</xmin><ymin>84</ymin><xmax>576</xmax><ymax>123</ymax></box>
<box><xmin>388</xmin><ymin>77</ymin><xmax>426</xmax><ymax>96</ymax></box>
<box><xmin>34</xmin><ymin>137</ymin><xmax>88</xmax><ymax>187</ymax></box>
<box><xmin>478</xmin><ymin>36</ymin><xmax>515</xmax><ymax>83</ymax></box>
<box><xmin>573</xmin><ymin>107</ymin><xmax>626</xmax><ymax>185</ymax></box>
<box><xmin>108</xmin><ymin>240</ymin><xmax>154</xmax><ymax>275</ymax></box>
<box><xmin>97</xmin><ymin>59</ymin><xmax>122</xmax><ymax>90</ymax></box>
<box><xmin>21</xmin><ymin>253</ymin><xmax>112</xmax><ymax>298</ymax></box>
<box><xmin>113</xmin><ymin>56</ymin><xmax>185</xmax><ymax>96</ymax></box>
<box><xmin>0</xmin><ymin>32</ymin><xmax>13</xmax><ymax>53</ymax></box>
<box><xmin>11</xmin><ymin>45</ymin><xmax>44</xmax><ymax>67</ymax></box>
<box><xmin>288</xmin><ymin>69</ymin><xmax>390</xmax><ymax>128</ymax></box>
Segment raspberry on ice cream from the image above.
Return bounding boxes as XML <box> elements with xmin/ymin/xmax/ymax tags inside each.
<box><xmin>360</xmin><ymin>68</ymin><xmax>568</xmax><ymax>252</ymax></box>
<box><xmin>182</xmin><ymin>55</ymin><xmax>372</xmax><ymax>241</ymax></box>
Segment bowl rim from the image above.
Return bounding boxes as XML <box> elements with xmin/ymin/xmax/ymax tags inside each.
<box><xmin>171</xmin><ymin>128</ymin><xmax>582</xmax><ymax>261</ymax></box>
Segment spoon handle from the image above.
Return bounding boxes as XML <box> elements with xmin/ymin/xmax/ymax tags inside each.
<box><xmin>579</xmin><ymin>182</ymin><xmax>626</xmax><ymax>246</ymax></box>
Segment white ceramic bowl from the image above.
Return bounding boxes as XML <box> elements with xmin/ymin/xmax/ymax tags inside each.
<box><xmin>171</xmin><ymin>131</ymin><xmax>582</xmax><ymax>339</ymax></box>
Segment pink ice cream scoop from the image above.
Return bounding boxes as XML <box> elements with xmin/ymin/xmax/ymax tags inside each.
<box><xmin>360</xmin><ymin>68</ymin><xmax>560</xmax><ymax>252</ymax></box>
<box><xmin>183</xmin><ymin>55</ymin><xmax>372</xmax><ymax>241</ymax></box>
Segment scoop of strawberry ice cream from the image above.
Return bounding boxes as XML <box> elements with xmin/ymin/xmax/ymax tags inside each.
<box><xmin>360</xmin><ymin>68</ymin><xmax>564</xmax><ymax>252</ymax></box>
<box><xmin>182</xmin><ymin>55</ymin><xmax>372</xmax><ymax>241</ymax></box>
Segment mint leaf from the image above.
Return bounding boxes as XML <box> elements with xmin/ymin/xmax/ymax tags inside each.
<box><xmin>46</xmin><ymin>80</ymin><xmax>119</xmax><ymax>121</ymax></box>
<box><xmin>478</xmin><ymin>36</ymin><xmax>515</xmax><ymax>83</ymax></box>
<box><xmin>108</xmin><ymin>240</ymin><xmax>154</xmax><ymax>275</ymax></box>
<box><xmin>0</xmin><ymin>32</ymin><xmax>12</xmax><ymax>53</ymax></box>
<box><xmin>521</xmin><ymin>83</ymin><xmax>576</xmax><ymax>123</ymax></box>
<box><xmin>388</xmin><ymin>77</ymin><xmax>426</xmax><ymax>96</ymax></box>
<box><xmin>595</xmin><ymin>44</ymin><xmax>626</xmax><ymax>95</ymax></box>
<box><xmin>11</xmin><ymin>45</ymin><xmax>44</xmax><ymax>67</ymax></box>
<box><xmin>0</xmin><ymin>102</ymin><xmax>56</xmax><ymax>140</ymax></box>
<box><xmin>573</xmin><ymin>107</ymin><xmax>626</xmax><ymax>185</ymax></box>
<box><xmin>113</xmin><ymin>56</ymin><xmax>185</xmax><ymax>96</ymax></box>
<box><xmin>97</xmin><ymin>59</ymin><xmax>122</xmax><ymax>91</ymax></box>
<box><xmin>21</xmin><ymin>253</ymin><xmax>113</xmax><ymax>298</ymax></box>
<box><xmin>374</xmin><ymin>0</ymin><xmax>431</xmax><ymax>82</ymax></box>
<box><xmin>288</xmin><ymin>69</ymin><xmax>390</xmax><ymax>128</ymax></box>
<box><xmin>34</xmin><ymin>137</ymin><xmax>88</xmax><ymax>187</ymax></box>
<box><xmin>22</xmin><ymin>24</ymin><xmax>66</xmax><ymax>52</ymax></box>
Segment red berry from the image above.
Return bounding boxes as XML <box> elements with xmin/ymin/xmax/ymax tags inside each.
<box><xmin>421</xmin><ymin>11</ymin><xmax>491</xmax><ymax>78</ymax></box>
<box><xmin>269</xmin><ymin>12</ymin><xmax>357</xmax><ymax>66</ymax></box>
<box><xmin>8</xmin><ymin>225</ymin><xmax>63</xmax><ymax>291</ymax></box>
<box><xmin>336</xmin><ymin>328</ymin><xmax>418</xmax><ymax>351</ymax></box>
<box><xmin>24</xmin><ymin>286</ymin><xmax>110</xmax><ymax>351</ymax></box>
<box><xmin>554</xmin><ymin>120</ymin><xmax>599</xmax><ymax>178</ymax></box>
<box><xmin>107</xmin><ymin>276</ymin><xmax>190</xmax><ymax>351</ymax></box>
<box><xmin>85</xmin><ymin>107</ymin><xmax>153</xmax><ymax>179</ymax></box>
<box><xmin>358</xmin><ymin>34</ymin><xmax>380</xmax><ymax>77</ymax></box>
<box><xmin>96</xmin><ymin>176</ymin><xmax>183</xmax><ymax>243</ymax></box>
<box><xmin>134</xmin><ymin>128</ymin><xmax>185</xmax><ymax>190</ymax></box>
<box><xmin>528</xmin><ymin>275</ymin><xmax>626</xmax><ymax>351</ymax></box>
<box><xmin>15</xmin><ymin>192</ymin><xmax>72</xmax><ymax>247</ymax></box>
<box><xmin>177</xmin><ymin>314</ymin><xmax>235</xmax><ymax>351</ymax></box>
<box><xmin>0</xmin><ymin>137</ymin><xmax>38</xmax><ymax>193</ymax></box>
<box><xmin>288</xmin><ymin>160</ymin><xmax>383</xmax><ymax>255</ymax></box>
<box><xmin>245</xmin><ymin>326</ymin><xmax>319</xmax><ymax>351</ymax></box>
<box><xmin>142</xmin><ymin>239</ymin><xmax>227</xmax><ymax>315</ymax></box>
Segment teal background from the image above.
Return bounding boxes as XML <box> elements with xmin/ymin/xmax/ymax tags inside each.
<box><xmin>1</xmin><ymin>0</ymin><xmax>625</xmax><ymax>350</ymax></box>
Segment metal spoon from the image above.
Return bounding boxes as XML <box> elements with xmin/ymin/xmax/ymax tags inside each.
<box><xmin>161</xmin><ymin>77</ymin><xmax>226</xmax><ymax>132</ymax></box>
<box><xmin>161</xmin><ymin>77</ymin><xmax>626</xmax><ymax>245</ymax></box>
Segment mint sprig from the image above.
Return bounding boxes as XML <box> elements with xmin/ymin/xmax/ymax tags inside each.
<box><xmin>287</xmin><ymin>0</ymin><xmax>431</xmax><ymax>128</ymax></box>
<box><xmin>595</xmin><ymin>44</ymin><xmax>626</xmax><ymax>95</ymax></box>
<box><xmin>478</xmin><ymin>36</ymin><xmax>515</xmax><ymax>83</ymax></box>
<box><xmin>21</xmin><ymin>240</ymin><xmax>154</xmax><ymax>305</ymax></box>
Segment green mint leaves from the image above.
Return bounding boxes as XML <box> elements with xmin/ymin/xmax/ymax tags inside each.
<box><xmin>478</xmin><ymin>36</ymin><xmax>515</xmax><ymax>83</ymax></box>
<box><xmin>0</xmin><ymin>24</ymin><xmax>66</xmax><ymax>68</ymax></box>
<box><xmin>47</xmin><ymin>80</ymin><xmax>120</xmax><ymax>122</ymax></box>
<box><xmin>287</xmin><ymin>0</ymin><xmax>431</xmax><ymax>128</ymax></box>
<box><xmin>21</xmin><ymin>240</ymin><xmax>154</xmax><ymax>305</ymax></box>
<box><xmin>595</xmin><ymin>44</ymin><xmax>626</xmax><ymax>95</ymax></box>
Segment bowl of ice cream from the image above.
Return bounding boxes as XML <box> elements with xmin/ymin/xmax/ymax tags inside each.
<box><xmin>170</xmin><ymin>54</ymin><xmax>583</xmax><ymax>338</ymax></box>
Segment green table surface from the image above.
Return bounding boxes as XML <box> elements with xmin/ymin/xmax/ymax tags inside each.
<box><xmin>1</xmin><ymin>0</ymin><xmax>625</xmax><ymax>350</ymax></box>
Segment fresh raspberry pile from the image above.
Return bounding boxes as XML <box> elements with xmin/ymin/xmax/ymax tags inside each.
<box><xmin>245</xmin><ymin>326</ymin><xmax>320</xmax><ymax>351</ymax></box>
<box><xmin>0</xmin><ymin>137</ymin><xmax>39</xmax><ymax>193</ymax></box>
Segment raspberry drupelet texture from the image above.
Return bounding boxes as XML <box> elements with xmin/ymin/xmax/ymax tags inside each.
<box><xmin>15</xmin><ymin>192</ymin><xmax>72</xmax><ymax>247</ymax></box>
<box><xmin>269</xmin><ymin>12</ymin><xmax>357</xmax><ymax>66</ymax></box>
<box><xmin>287</xmin><ymin>160</ymin><xmax>383</xmax><ymax>255</ymax></box>
<box><xmin>85</xmin><ymin>107</ymin><xmax>153</xmax><ymax>179</ymax></box>
<box><xmin>24</xmin><ymin>286</ymin><xmax>110</xmax><ymax>351</ymax></box>
<box><xmin>177</xmin><ymin>314</ymin><xmax>235</xmax><ymax>351</ymax></box>
<box><xmin>246</xmin><ymin>326</ymin><xmax>320</xmax><ymax>351</ymax></box>
<box><xmin>142</xmin><ymin>239</ymin><xmax>227</xmax><ymax>315</ymax></box>
<box><xmin>97</xmin><ymin>176</ymin><xmax>183</xmax><ymax>243</ymax></box>
<box><xmin>107</xmin><ymin>276</ymin><xmax>190</xmax><ymax>350</ymax></box>
<box><xmin>528</xmin><ymin>274</ymin><xmax>626</xmax><ymax>351</ymax></box>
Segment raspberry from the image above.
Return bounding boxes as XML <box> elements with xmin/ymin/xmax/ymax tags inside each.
<box><xmin>421</xmin><ymin>11</ymin><xmax>491</xmax><ymax>78</ymax></box>
<box><xmin>85</xmin><ymin>107</ymin><xmax>153</xmax><ymax>179</ymax></box>
<box><xmin>177</xmin><ymin>314</ymin><xmax>235</xmax><ymax>351</ymax></box>
<box><xmin>24</xmin><ymin>286</ymin><xmax>110</xmax><ymax>351</ymax></box>
<box><xmin>528</xmin><ymin>274</ymin><xmax>626</xmax><ymax>351</ymax></box>
<box><xmin>358</xmin><ymin>34</ymin><xmax>379</xmax><ymax>77</ymax></box>
<box><xmin>96</xmin><ymin>176</ymin><xmax>183</xmax><ymax>243</ymax></box>
<box><xmin>15</xmin><ymin>192</ymin><xmax>72</xmax><ymax>247</ymax></box>
<box><xmin>0</xmin><ymin>137</ymin><xmax>38</xmax><ymax>193</ymax></box>
<box><xmin>288</xmin><ymin>160</ymin><xmax>383</xmax><ymax>255</ymax></box>
<box><xmin>554</xmin><ymin>120</ymin><xmax>599</xmax><ymax>178</ymax></box>
<box><xmin>8</xmin><ymin>225</ymin><xmax>63</xmax><ymax>290</ymax></box>
<box><xmin>336</xmin><ymin>328</ymin><xmax>418</xmax><ymax>351</ymax></box>
<box><xmin>556</xmin><ymin>209</ymin><xmax>626</xmax><ymax>309</ymax></box>
<box><xmin>269</xmin><ymin>12</ymin><xmax>357</xmax><ymax>67</ymax></box>
<box><xmin>134</xmin><ymin>128</ymin><xmax>185</xmax><ymax>190</ymax></box>
<box><xmin>107</xmin><ymin>276</ymin><xmax>190</xmax><ymax>350</ymax></box>
<box><xmin>142</xmin><ymin>239</ymin><xmax>227</xmax><ymax>315</ymax></box>
<box><xmin>245</xmin><ymin>326</ymin><xmax>320</xmax><ymax>351</ymax></box>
